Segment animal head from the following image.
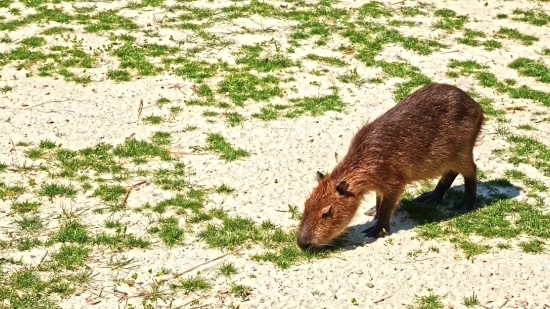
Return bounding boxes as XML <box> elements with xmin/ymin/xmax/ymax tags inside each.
<box><xmin>297</xmin><ymin>171</ymin><xmax>359</xmax><ymax>252</ymax></box>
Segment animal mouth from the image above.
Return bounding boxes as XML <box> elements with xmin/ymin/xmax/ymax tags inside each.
<box><xmin>297</xmin><ymin>236</ymin><xmax>326</xmax><ymax>253</ymax></box>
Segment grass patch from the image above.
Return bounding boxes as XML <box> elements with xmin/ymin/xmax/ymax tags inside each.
<box><xmin>434</xmin><ymin>9</ymin><xmax>468</xmax><ymax>31</ymax></box>
<box><xmin>504</xmin><ymin>169</ymin><xmax>547</xmax><ymax>192</ymax></box>
<box><xmin>287</xmin><ymin>92</ymin><xmax>346</xmax><ymax>117</ymax></box>
<box><xmin>407</xmin><ymin>292</ymin><xmax>444</xmax><ymax>309</ymax></box>
<box><xmin>509</xmin><ymin>58</ymin><xmax>550</xmax><ymax>84</ymax></box>
<box><xmin>197</xmin><ymin>212</ymin><xmax>339</xmax><ymax>269</ymax></box>
<box><xmin>305</xmin><ymin>54</ymin><xmax>346</xmax><ymax>67</ymax></box>
<box><xmin>231</xmin><ymin>283</ymin><xmax>253</xmax><ymax>301</ymax></box>
<box><xmin>447</xmin><ymin>59</ymin><xmax>550</xmax><ymax>107</ymax></box>
<box><xmin>0</xmin><ymin>182</ymin><xmax>26</xmax><ymax>200</ymax></box>
<box><xmin>51</xmin><ymin>244</ymin><xmax>90</xmax><ymax>270</ymax></box>
<box><xmin>519</xmin><ymin>239</ymin><xmax>546</xmax><ymax>253</ymax></box>
<box><xmin>142</xmin><ymin>115</ymin><xmax>164</xmax><ymax>124</ymax></box>
<box><xmin>511</xmin><ymin>9</ymin><xmax>550</xmax><ymax>26</ymax></box>
<box><xmin>218</xmin><ymin>71</ymin><xmax>282</xmax><ymax>107</ymax></box>
<box><xmin>216</xmin><ymin>184</ymin><xmax>235</xmax><ymax>194</ymax></box>
<box><xmin>495</xmin><ymin>27</ymin><xmax>538</xmax><ymax>45</ymax></box>
<box><xmin>11</xmin><ymin>201</ymin><xmax>41</xmax><ymax>213</ymax></box>
<box><xmin>177</xmin><ymin>275</ymin><xmax>211</xmax><ymax>294</ymax></box>
<box><xmin>236</xmin><ymin>44</ymin><xmax>297</xmax><ymax>72</ymax></box>
<box><xmin>219</xmin><ymin>262</ymin><xmax>238</xmax><ymax>277</ymax></box>
<box><xmin>21</xmin><ymin>36</ymin><xmax>46</xmax><ymax>47</ymax></box>
<box><xmin>359</xmin><ymin>2</ymin><xmax>392</xmax><ymax>18</ymax></box>
<box><xmin>152</xmin><ymin>189</ymin><xmax>207</xmax><ymax>214</ymax></box>
<box><xmin>39</xmin><ymin>183</ymin><xmax>77</xmax><ymax>199</ymax></box>
<box><xmin>93</xmin><ymin>185</ymin><xmax>127</xmax><ymax>203</ymax></box>
<box><xmin>226</xmin><ymin>112</ymin><xmax>244</xmax><ymax>127</ymax></box>
<box><xmin>252</xmin><ymin>92</ymin><xmax>346</xmax><ymax>120</ymax></box>
<box><xmin>204</xmin><ymin>133</ymin><xmax>250</xmax><ymax>162</ymax></box>
<box><xmin>506</xmin><ymin>135</ymin><xmax>550</xmax><ymax>177</ymax></box>
<box><xmin>148</xmin><ymin>216</ymin><xmax>185</xmax><ymax>247</ymax></box>
<box><xmin>0</xmin><ymin>268</ymin><xmax>60</xmax><ymax>309</ymax></box>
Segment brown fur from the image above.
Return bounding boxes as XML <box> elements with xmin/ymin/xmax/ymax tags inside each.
<box><xmin>297</xmin><ymin>83</ymin><xmax>484</xmax><ymax>251</ymax></box>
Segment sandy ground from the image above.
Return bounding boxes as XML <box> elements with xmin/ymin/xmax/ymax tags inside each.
<box><xmin>1</xmin><ymin>0</ymin><xmax>550</xmax><ymax>308</ymax></box>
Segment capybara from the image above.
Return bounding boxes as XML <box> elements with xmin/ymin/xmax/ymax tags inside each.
<box><xmin>297</xmin><ymin>83</ymin><xmax>484</xmax><ymax>251</ymax></box>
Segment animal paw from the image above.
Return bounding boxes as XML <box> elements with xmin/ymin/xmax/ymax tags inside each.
<box><xmin>364</xmin><ymin>206</ymin><xmax>377</xmax><ymax>218</ymax></box>
<box><xmin>451</xmin><ymin>198</ymin><xmax>478</xmax><ymax>214</ymax></box>
<box><xmin>413</xmin><ymin>191</ymin><xmax>443</xmax><ymax>205</ymax></box>
<box><xmin>361</xmin><ymin>224</ymin><xmax>390</xmax><ymax>238</ymax></box>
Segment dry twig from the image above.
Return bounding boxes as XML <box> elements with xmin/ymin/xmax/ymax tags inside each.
<box><xmin>120</xmin><ymin>181</ymin><xmax>149</xmax><ymax>207</ymax></box>
<box><xmin>179</xmin><ymin>251</ymin><xmax>236</xmax><ymax>276</ymax></box>
<box><xmin>138</xmin><ymin>98</ymin><xmax>144</xmax><ymax>118</ymax></box>
<box><xmin>505</xmin><ymin>105</ymin><xmax>527</xmax><ymax>113</ymax></box>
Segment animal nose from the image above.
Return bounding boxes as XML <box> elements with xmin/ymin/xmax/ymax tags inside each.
<box><xmin>297</xmin><ymin>233</ymin><xmax>311</xmax><ymax>250</ymax></box>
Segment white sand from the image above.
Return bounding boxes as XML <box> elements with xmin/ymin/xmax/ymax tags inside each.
<box><xmin>1</xmin><ymin>0</ymin><xmax>550</xmax><ymax>308</ymax></box>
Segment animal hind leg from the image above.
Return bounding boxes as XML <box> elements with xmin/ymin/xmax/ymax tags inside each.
<box><xmin>452</xmin><ymin>162</ymin><xmax>478</xmax><ymax>214</ymax></box>
<box><xmin>413</xmin><ymin>171</ymin><xmax>458</xmax><ymax>205</ymax></box>
<box><xmin>362</xmin><ymin>188</ymin><xmax>404</xmax><ymax>238</ymax></box>
<box><xmin>364</xmin><ymin>192</ymin><xmax>381</xmax><ymax>219</ymax></box>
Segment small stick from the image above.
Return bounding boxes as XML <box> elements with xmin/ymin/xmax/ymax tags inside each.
<box><xmin>167</xmin><ymin>150</ymin><xmax>214</xmax><ymax>156</ymax></box>
<box><xmin>179</xmin><ymin>251</ymin><xmax>236</xmax><ymax>276</ymax></box>
<box><xmin>137</xmin><ymin>98</ymin><xmax>143</xmax><ymax>118</ymax></box>
<box><xmin>440</xmin><ymin>50</ymin><xmax>460</xmax><ymax>54</ymax></box>
<box><xmin>374</xmin><ymin>295</ymin><xmax>390</xmax><ymax>304</ymax></box>
<box><xmin>120</xmin><ymin>181</ymin><xmax>149</xmax><ymax>207</ymax></box>
<box><xmin>335</xmin><ymin>152</ymin><xmax>339</xmax><ymax>163</ymax></box>
<box><xmin>504</xmin><ymin>105</ymin><xmax>527</xmax><ymax>111</ymax></box>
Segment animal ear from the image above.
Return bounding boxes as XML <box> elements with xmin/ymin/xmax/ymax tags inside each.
<box><xmin>336</xmin><ymin>181</ymin><xmax>349</xmax><ymax>195</ymax></box>
<box><xmin>321</xmin><ymin>205</ymin><xmax>333</xmax><ymax>218</ymax></box>
<box><xmin>336</xmin><ymin>181</ymin><xmax>355</xmax><ymax>197</ymax></box>
<box><xmin>316</xmin><ymin>171</ymin><xmax>325</xmax><ymax>182</ymax></box>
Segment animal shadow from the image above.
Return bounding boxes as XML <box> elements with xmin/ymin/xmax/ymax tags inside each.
<box><xmin>341</xmin><ymin>180</ymin><xmax>522</xmax><ymax>250</ymax></box>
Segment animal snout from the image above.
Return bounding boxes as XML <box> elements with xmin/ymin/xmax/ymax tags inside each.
<box><xmin>297</xmin><ymin>231</ymin><xmax>311</xmax><ymax>250</ymax></box>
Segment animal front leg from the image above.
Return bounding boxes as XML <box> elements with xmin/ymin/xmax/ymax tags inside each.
<box><xmin>362</xmin><ymin>189</ymin><xmax>403</xmax><ymax>238</ymax></box>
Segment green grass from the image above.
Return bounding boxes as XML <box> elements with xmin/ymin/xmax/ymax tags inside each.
<box><xmin>407</xmin><ymin>292</ymin><xmax>444</xmax><ymax>309</ymax></box>
<box><xmin>506</xmin><ymin>135</ymin><xmax>550</xmax><ymax>177</ymax></box>
<box><xmin>177</xmin><ymin>275</ymin><xmax>212</xmax><ymax>293</ymax></box>
<box><xmin>463</xmin><ymin>292</ymin><xmax>479</xmax><ymax>308</ymax></box>
<box><xmin>204</xmin><ymin>133</ymin><xmax>250</xmax><ymax>162</ymax></box>
<box><xmin>148</xmin><ymin>216</ymin><xmax>185</xmax><ymax>247</ymax></box>
<box><xmin>236</xmin><ymin>44</ymin><xmax>298</xmax><ymax>72</ymax></box>
<box><xmin>0</xmin><ymin>182</ymin><xmax>26</xmax><ymax>200</ymax></box>
<box><xmin>231</xmin><ymin>283</ymin><xmax>253</xmax><ymax>301</ymax></box>
<box><xmin>519</xmin><ymin>239</ymin><xmax>546</xmax><ymax>253</ymax></box>
<box><xmin>509</xmin><ymin>58</ymin><xmax>550</xmax><ymax>83</ymax></box>
<box><xmin>495</xmin><ymin>27</ymin><xmax>539</xmax><ymax>45</ymax></box>
<box><xmin>447</xmin><ymin>59</ymin><xmax>550</xmax><ymax>107</ymax></box>
<box><xmin>93</xmin><ymin>185</ymin><xmax>127</xmax><ymax>203</ymax></box>
<box><xmin>218</xmin><ymin>71</ymin><xmax>282</xmax><ymax>107</ymax></box>
<box><xmin>252</xmin><ymin>91</ymin><xmax>346</xmax><ymax>120</ymax></box>
<box><xmin>305</xmin><ymin>54</ymin><xmax>347</xmax><ymax>67</ymax></box>
<box><xmin>11</xmin><ymin>201</ymin><xmax>41</xmax><ymax>213</ymax></box>
<box><xmin>39</xmin><ymin>183</ymin><xmax>77</xmax><ymax>198</ymax></box>
<box><xmin>434</xmin><ymin>9</ymin><xmax>468</xmax><ymax>30</ymax></box>
<box><xmin>219</xmin><ymin>262</ymin><xmax>238</xmax><ymax>277</ymax></box>
<box><xmin>511</xmin><ymin>9</ymin><xmax>550</xmax><ymax>26</ymax></box>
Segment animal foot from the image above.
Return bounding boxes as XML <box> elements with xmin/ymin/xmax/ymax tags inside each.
<box><xmin>413</xmin><ymin>191</ymin><xmax>443</xmax><ymax>205</ymax></box>
<box><xmin>364</xmin><ymin>206</ymin><xmax>377</xmax><ymax>218</ymax></box>
<box><xmin>361</xmin><ymin>224</ymin><xmax>390</xmax><ymax>238</ymax></box>
<box><xmin>451</xmin><ymin>198</ymin><xmax>478</xmax><ymax>214</ymax></box>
